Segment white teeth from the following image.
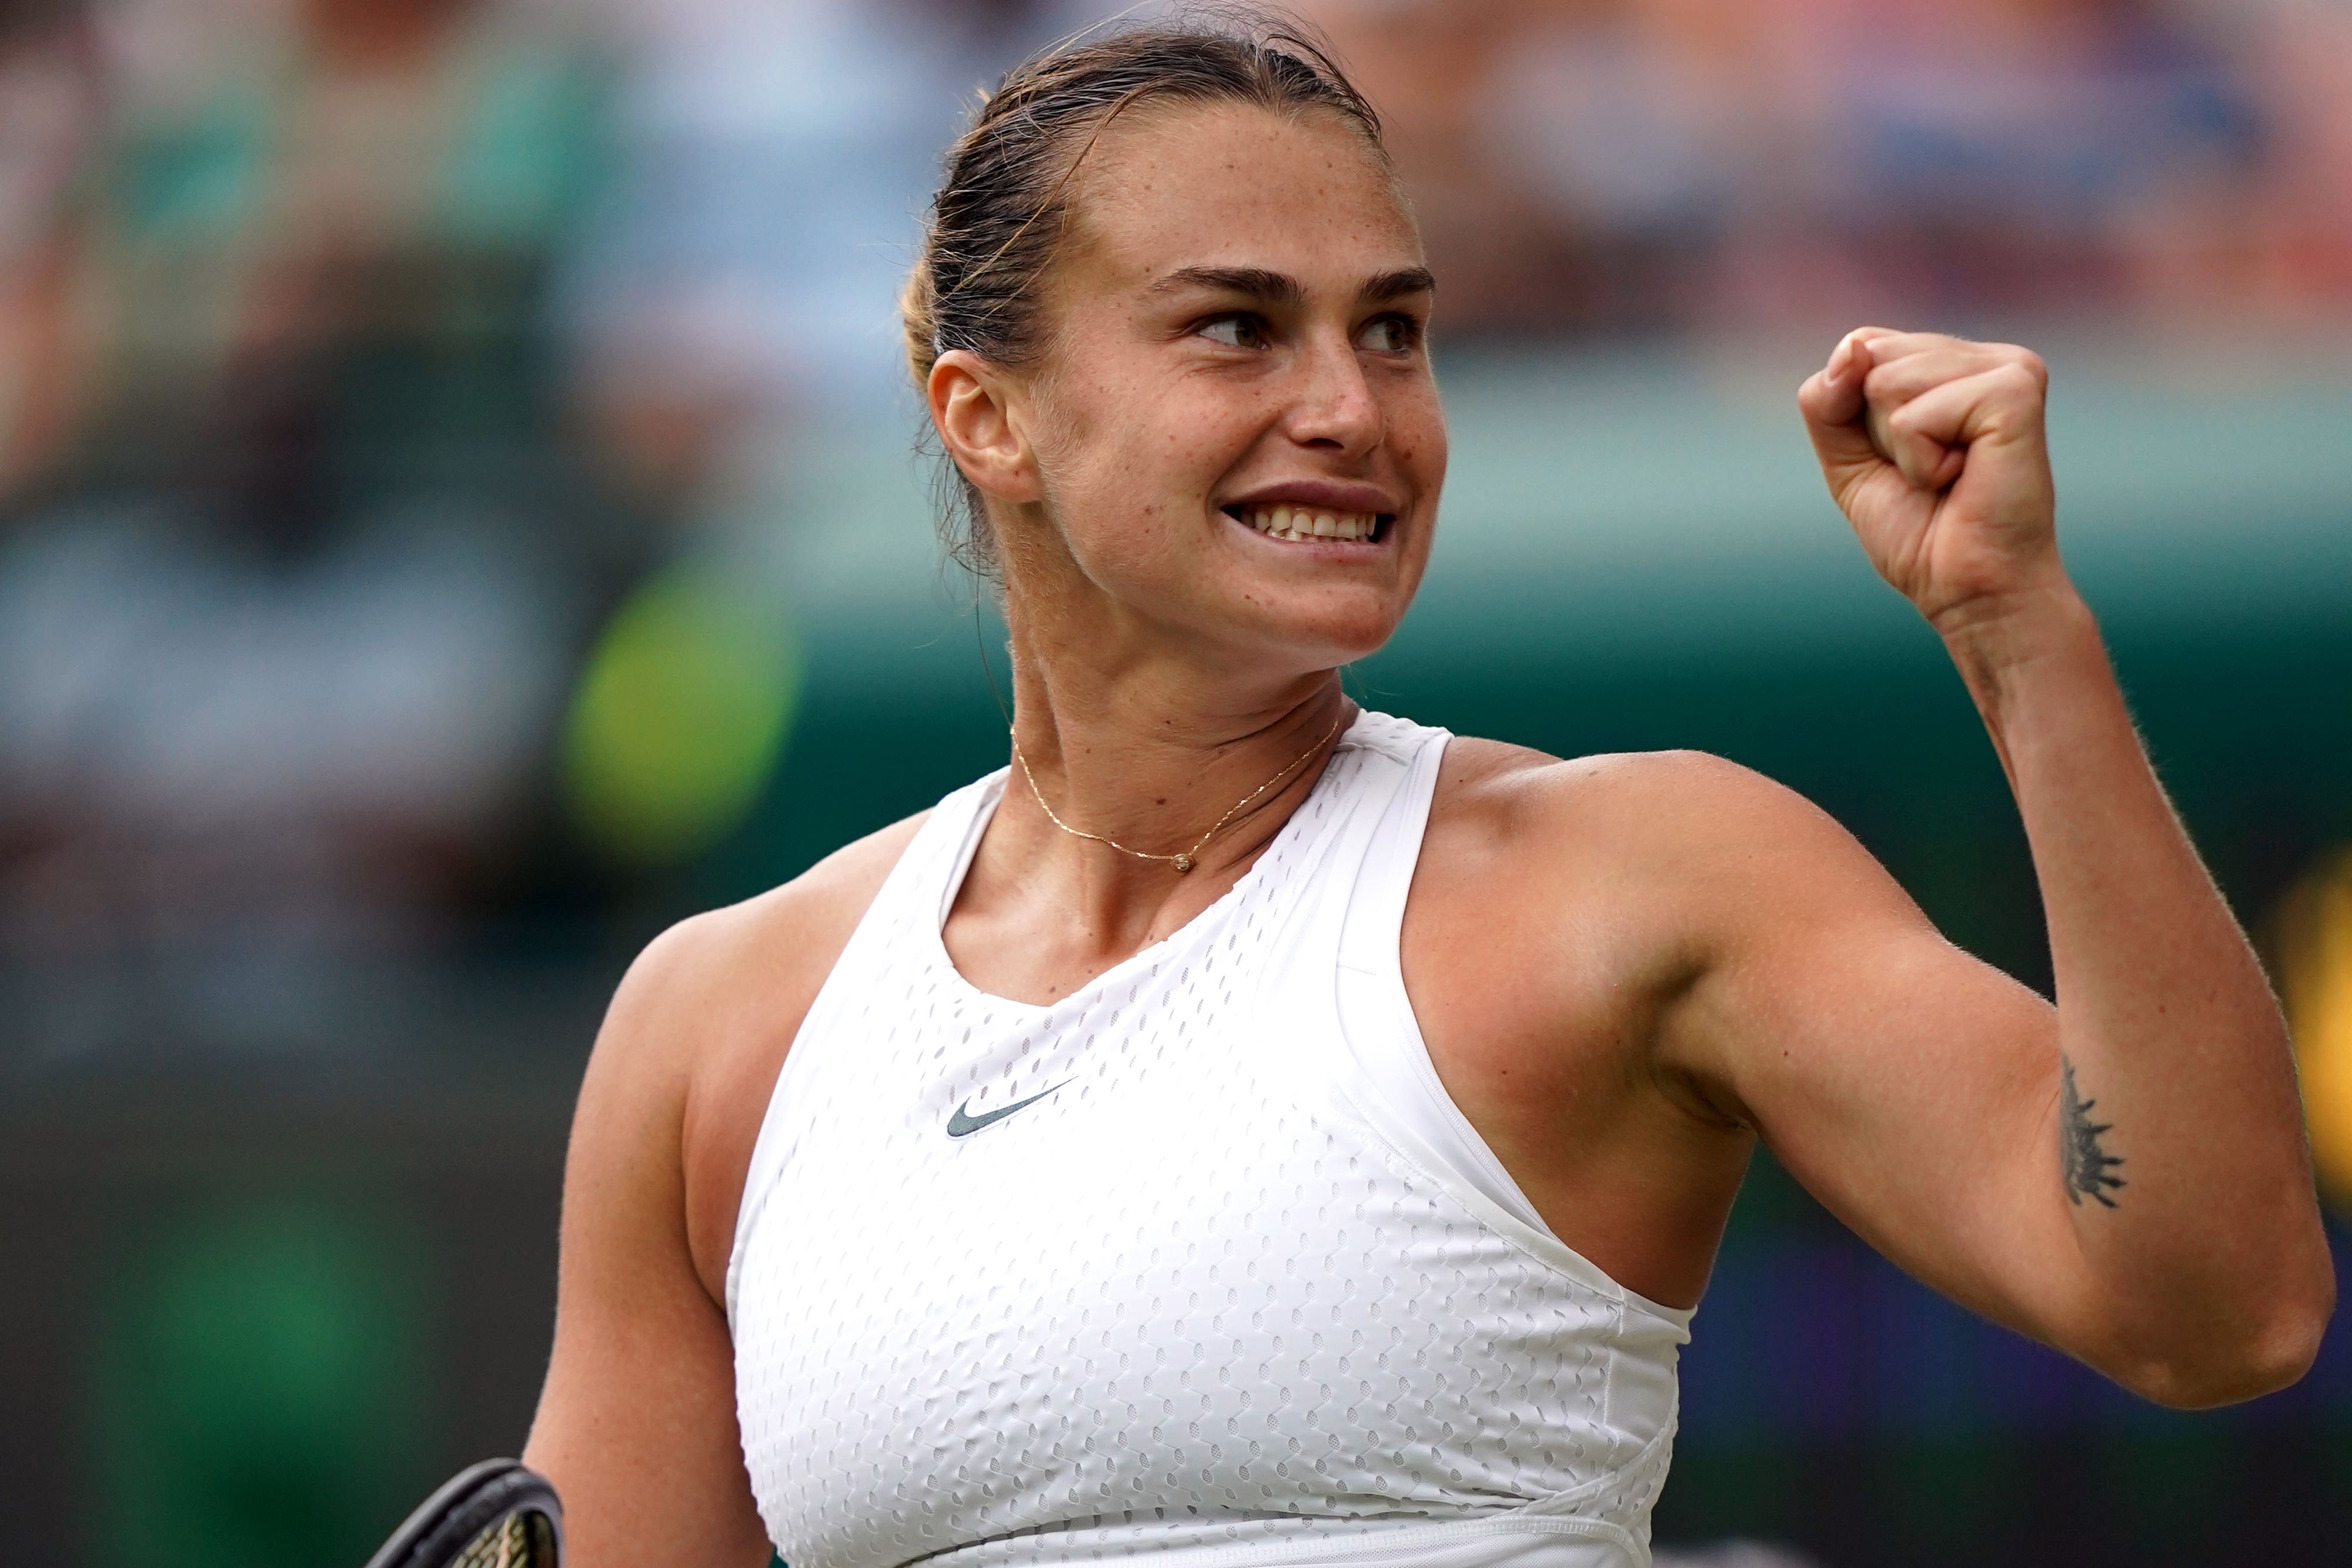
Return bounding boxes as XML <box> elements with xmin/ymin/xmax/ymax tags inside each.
<box><xmin>1238</xmin><ymin>505</ymin><xmax>1381</xmax><ymax>541</ymax></box>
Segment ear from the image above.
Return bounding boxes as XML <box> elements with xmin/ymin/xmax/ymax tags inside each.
<box><xmin>928</xmin><ymin>350</ymin><xmax>1041</xmax><ymax>505</ymax></box>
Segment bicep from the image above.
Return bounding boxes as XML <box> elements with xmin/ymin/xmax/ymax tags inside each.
<box><xmin>524</xmin><ymin>940</ymin><xmax>773</xmax><ymax>1568</ymax></box>
<box><xmin>1665</xmin><ymin>784</ymin><xmax>2097</xmax><ymax>1348</ymax></box>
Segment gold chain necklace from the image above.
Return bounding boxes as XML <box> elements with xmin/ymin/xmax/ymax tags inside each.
<box><xmin>1009</xmin><ymin>710</ymin><xmax>1345</xmax><ymax>874</ymax></box>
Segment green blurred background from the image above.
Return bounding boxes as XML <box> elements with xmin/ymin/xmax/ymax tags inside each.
<box><xmin>2</xmin><ymin>2</ymin><xmax>2348</xmax><ymax>1565</ymax></box>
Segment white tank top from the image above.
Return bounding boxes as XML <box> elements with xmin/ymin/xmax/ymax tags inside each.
<box><xmin>728</xmin><ymin>710</ymin><xmax>1694</xmax><ymax>1568</ymax></box>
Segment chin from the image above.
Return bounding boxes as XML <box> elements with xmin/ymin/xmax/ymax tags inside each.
<box><xmin>1233</xmin><ymin>588</ymin><xmax>1406</xmax><ymax>670</ymax></box>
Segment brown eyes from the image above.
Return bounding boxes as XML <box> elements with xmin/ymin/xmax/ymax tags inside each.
<box><xmin>1355</xmin><ymin>315</ymin><xmax>1418</xmax><ymax>353</ymax></box>
<box><xmin>1197</xmin><ymin>315</ymin><xmax>1271</xmax><ymax>350</ymax></box>
<box><xmin>1194</xmin><ymin>313</ymin><xmax>1421</xmax><ymax>353</ymax></box>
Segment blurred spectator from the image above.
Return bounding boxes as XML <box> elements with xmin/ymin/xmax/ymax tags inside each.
<box><xmin>0</xmin><ymin>2</ymin><xmax>102</xmax><ymax>490</ymax></box>
<box><xmin>1299</xmin><ymin>0</ymin><xmax>2335</xmax><ymax>333</ymax></box>
<box><xmin>1780</xmin><ymin>0</ymin><xmax>2261</xmax><ymax>320</ymax></box>
<box><xmin>561</xmin><ymin>0</ymin><xmax>1049</xmax><ymax>440</ymax></box>
<box><xmin>0</xmin><ymin>0</ymin><xmax>621</xmax><ymax>971</ymax></box>
<box><xmin>2222</xmin><ymin>0</ymin><xmax>2352</xmax><ymax>308</ymax></box>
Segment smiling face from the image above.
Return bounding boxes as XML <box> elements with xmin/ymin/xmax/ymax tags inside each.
<box><xmin>941</xmin><ymin>100</ymin><xmax>1448</xmax><ymax>677</ymax></box>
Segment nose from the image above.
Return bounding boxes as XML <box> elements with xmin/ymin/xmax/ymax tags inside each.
<box><xmin>1281</xmin><ymin>330</ymin><xmax>1384</xmax><ymax>459</ymax></box>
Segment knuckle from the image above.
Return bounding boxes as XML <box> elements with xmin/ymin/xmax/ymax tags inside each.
<box><xmin>1989</xmin><ymin>361</ymin><xmax>2042</xmax><ymax>400</ymax></box>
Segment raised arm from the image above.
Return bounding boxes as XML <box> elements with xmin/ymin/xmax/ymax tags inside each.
<box><xmin>1663</xmin><ymin>331</ymin><xmax>2331</xmax><ymax>1407</ymax></box>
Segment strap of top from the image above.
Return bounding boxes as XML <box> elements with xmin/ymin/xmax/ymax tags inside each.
<box><xmin>1332</xmin><ymin>725</ymin><xmax>1551</xmax><ymax>1229</ymax></box>
<box><xmin>1291</xmin><ymin>717</ymin><xmax>1700</xmax><ymax>1332</ymax></box>
<box><xmin>1334</xmin><ymin>716</ymin><xmax>1449</xmax><ymax>974</ymax></box>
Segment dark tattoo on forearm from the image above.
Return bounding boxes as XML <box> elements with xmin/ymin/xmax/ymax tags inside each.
<box><xmin>2059</xmin><ymin>1055</ymin><xmax>2126</xmax><ymax>1208</ymax></box>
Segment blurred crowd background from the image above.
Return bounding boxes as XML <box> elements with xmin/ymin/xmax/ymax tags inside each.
<box><xmin>1</xmin><ymin>1</ymin><xmax>2347</xmax><ymax>1565</ymax></box>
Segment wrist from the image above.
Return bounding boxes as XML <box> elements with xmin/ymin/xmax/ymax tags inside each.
<box><xmin>1935</xmin><ymin>576</ymin><xmax>2119</xmax><ymax>798</ymax></box>
<box><xmin>1932</xmin><ymin>574</ymin><xmax>2100</xmax><ymax>694</ymax></box>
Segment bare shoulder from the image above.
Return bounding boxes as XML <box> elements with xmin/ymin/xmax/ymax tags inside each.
<box><xmin>1422</xmin><ymin>738</ymin><xmax>1908</xmax><ymax>981</ymax></box>
<box><xmin>1432</xmin><ymin>737</ymin><xmax>1853</xmax><ymax>871</ymax></box>
<box><xmin>1410</xmin><ymin>737</ymin><xmax>1929</xmax><ymax>1142</ymax></box>
<box><xmin>648</xmin><ymin>811</ymin><xmax>930</xmax><ymax>1047</ymax></box>
<box><xmin>590</xmin><ymin>812</ymin><xmax>929</xmax><ymax>1089</ymax></box>
<box><xmin>573</xmin><ymin>810</ymin><xmax>933</xmax><ymax>1303</ymax></box>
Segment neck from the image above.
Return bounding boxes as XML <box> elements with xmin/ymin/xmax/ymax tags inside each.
<box><xmin>980</xmin><ymin>605</ymin><xmax>1351</xmax><ymax>944</ymax></box>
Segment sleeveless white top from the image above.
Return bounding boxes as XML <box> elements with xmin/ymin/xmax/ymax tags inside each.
<box><xmin>728</xmin><ymin>711</ymin><xmax>1694</xmax><ymax>1568</ymax></box>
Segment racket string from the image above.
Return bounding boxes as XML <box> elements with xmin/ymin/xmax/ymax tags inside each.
<box><xmin>453</xmin><ymin>1511</ymin><xmax>545</xmax><ymax>1568</ymax></box>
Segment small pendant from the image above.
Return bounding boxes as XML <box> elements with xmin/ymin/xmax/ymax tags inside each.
<box><xmin>1172</xmin><ymin>854</ymin><xmax>1195</xmax><ymax>873</ymax></box>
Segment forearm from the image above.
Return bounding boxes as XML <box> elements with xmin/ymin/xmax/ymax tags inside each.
<box><xmin>1943</xmin><ymin>580</ymin><xmax>2333</xmax><ymax>1398</ymax></box>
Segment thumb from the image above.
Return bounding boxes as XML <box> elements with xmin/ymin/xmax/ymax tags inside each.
<box><xmin>1798</xmin><ymin>334</ymin><xmax>1883</xmax><ymax>504</ymax></box>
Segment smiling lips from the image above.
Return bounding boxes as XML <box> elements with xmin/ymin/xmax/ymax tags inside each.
<box><xmin>1231</xmin><ymin>503</ymin><xmax>1388</xmax><ymax>543</ymax></box>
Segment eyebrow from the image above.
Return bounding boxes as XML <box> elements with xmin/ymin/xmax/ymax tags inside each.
<box><xmin>1148</xmin><ymin>264</ymin><xmax>1436</xmax><ymax>305</ymax></box>
<box><xmin>1364</xmin><ymin>266</ymin><xmax>1439</xmax><ymax>303</ymax></box>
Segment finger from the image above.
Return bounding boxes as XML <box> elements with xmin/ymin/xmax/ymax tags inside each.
<box><xmin>1799</xmin><ymin>330</ymin><xmax>1868</xmax><ymax>424</ymax></box>
<box><xmin>1873</xmin><ymin>395</ymin><xmax>1965</xmax><ymax>492</ymax></box>
<box><xmin>1872</xmin><ymin>364</ymin><xmax>2040</xmax><ymax>491</ymax></box>
<box><xmin>1840</xmin><ymin>327</ymin><xmax>1970</xmax><ymax>367</ymax></box>
<box><xmin>1862</xmin><ymin>343</ymin><xmax>2022</xmax><ymax>411</ymax></box>
<box><xmin>1798</xmin><ymin>333</ymin><xmax>1880</xmax><ymax>489</ymax></box>
<box><xmin>1861</xmin><ymin>347</ymin><xmax>2009</xmax><ymax>487</ymax></box>
<box><xmin>1886</xmin><ymin>360</ymin><xmax>2046</xmax><ymax>453</ymax></box>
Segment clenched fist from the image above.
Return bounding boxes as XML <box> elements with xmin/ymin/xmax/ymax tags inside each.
<box><xmin>1798</xmin><ymin>330</ymin><xmax>2068</xmax><ymax>636</ymax></box>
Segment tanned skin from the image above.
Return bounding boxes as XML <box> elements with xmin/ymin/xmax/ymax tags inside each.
<box><xmin>523</xmin><ymin>102</ymin><xmax>2334</xmax><ymax>1566</ymax></box>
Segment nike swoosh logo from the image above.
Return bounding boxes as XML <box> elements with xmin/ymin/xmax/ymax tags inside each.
<box><xmin>946</xmin><ymin>1079</ymin><xmax>1072</xmax><ymax>1139</ymax></box>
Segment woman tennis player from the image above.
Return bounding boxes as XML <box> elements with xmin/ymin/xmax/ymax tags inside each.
<box><xmin>523</xmin><ymin>16</ymin><xmax>2333</xmax><ymax>1567</ymax></box>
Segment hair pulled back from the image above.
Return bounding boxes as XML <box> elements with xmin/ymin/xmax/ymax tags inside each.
<box><xmin>903</xmin><ymin>7</ymin><xmax>1388</xmax><ymax>579</ymax></box>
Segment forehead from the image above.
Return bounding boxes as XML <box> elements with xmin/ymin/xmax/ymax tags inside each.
<box><xmin>1060</xmin><ymin>100</ymin><xmax>1424</xmax><ymax>295</ymax></box>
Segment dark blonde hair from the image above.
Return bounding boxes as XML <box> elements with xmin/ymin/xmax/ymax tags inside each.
<box><xmin>903</xmin><ymin>8</ymin><xmax>1388</xmax><ymax>579</ymax></box>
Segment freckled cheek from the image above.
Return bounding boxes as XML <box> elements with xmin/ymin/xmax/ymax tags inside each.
<box><xmin>1127</xmin><ymin>411</ymin><xmax>1249</xmax><ymax>500</ymax></box>
<box><xmin>1393</xmin><ymin>404</ymin><xmax>1451</xmax><ymax>494</ymax></box>
<box><xmin>1179</xmin><ymin>389</ymin><xmax>1273</xmax><ymax>465</ymax></box>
